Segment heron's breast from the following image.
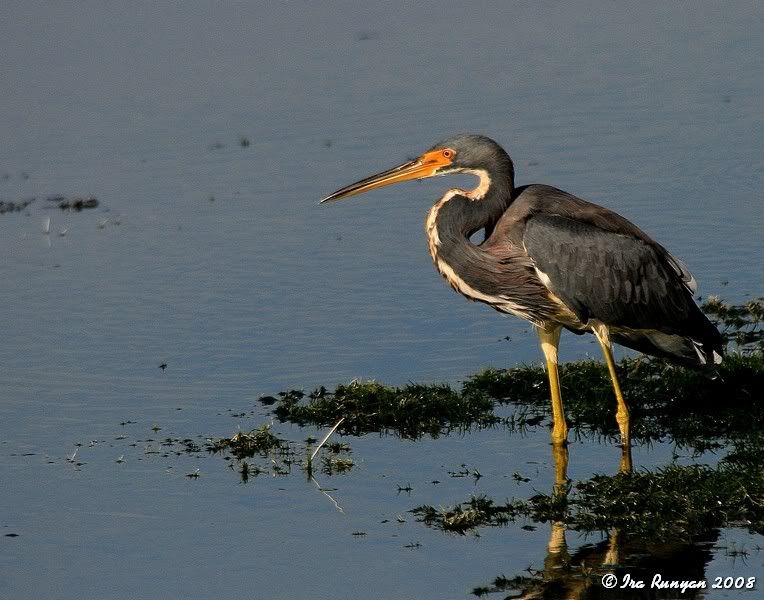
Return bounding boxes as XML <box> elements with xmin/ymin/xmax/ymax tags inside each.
<box><xmin>433</xmin><ymin>253</ymin><xmax>539</xmax><ymax>321</ymax></box>
<box><xmin>425</xmin><ymin>203</ymin><xmax>536</xmax><ymax>322</ymax></box>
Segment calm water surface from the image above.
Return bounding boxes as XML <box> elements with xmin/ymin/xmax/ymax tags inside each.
<box><xmin>1</xmin><ymin>2</ymin><xmax>762</xmax><ymax>599</ymax></box>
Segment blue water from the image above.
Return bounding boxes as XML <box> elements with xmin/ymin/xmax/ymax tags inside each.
<box><xmin>1</xmin><ymin>2</ymin><xmax>762</xmax><ymax>598</ymax></box>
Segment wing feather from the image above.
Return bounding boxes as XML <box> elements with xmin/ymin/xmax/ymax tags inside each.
<box><xmin>486</xmin><ymin>184</ymin><xmax>722</xmax><ymax>365</ymax></box>
<box><xmin>523</xmin><ymin>213</ymin><xmax>700</xmax><ymax>335</ymax></box>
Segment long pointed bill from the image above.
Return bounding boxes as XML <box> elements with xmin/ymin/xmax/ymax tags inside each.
<box><xmin>320</xmin><ymin>150</ymin><xmax>453</xmax><ymax>203</ymax></box>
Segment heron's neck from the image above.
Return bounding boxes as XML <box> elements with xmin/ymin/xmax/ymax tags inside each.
<box><xmin>425</xmin><ymin>182</ymin><xmax>512</xmax><ymax>261</ymax></box>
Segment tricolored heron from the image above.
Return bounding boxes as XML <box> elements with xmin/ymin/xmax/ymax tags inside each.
<box><xmin>321</xmin><ymin>134</ymin><xmax>723</xmax><ymax>468</ymax></box>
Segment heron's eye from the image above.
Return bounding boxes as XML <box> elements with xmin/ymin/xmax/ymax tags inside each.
<box><xmin>442</xmin><ymin>149</ymin><xmax>454</xmax><ymax>159</ymax></box>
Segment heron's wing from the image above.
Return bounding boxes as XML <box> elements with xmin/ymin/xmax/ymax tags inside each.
<box><xmin>522</xmin><ymin>212</ymin><xmax>702</xmax><ymax>335</ymax></box>
<box><xmin>485</xmin><ymin>184</ymin><xmax>721</xmax><ymax>365</ymax></box>
<box><xmin>501</xmin><ymin>185</ymin><xmax>698</xmax><ymax>294</ymax></box>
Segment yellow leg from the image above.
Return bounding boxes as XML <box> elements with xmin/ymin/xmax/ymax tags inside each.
<box><xmin>552</xmin><ymin>441</ymin><xmax>569</xmax><ymax>491</ymax></box>
<box><xmin>538</xmin><ymin>325</ymin><xmax>567</xmax><ymax>446</ymax></box>
<box><xmin>592</xmin><ymin>323</ymin><xmax>631</xmax><ymax>450</ymax></box>
<box><xmin>603</xmin><ymin>528</ymin><xmax>622</xmax><ymax>566</ymax></box>
<box><xmin>619</xmin><ymin>443</ymin><xmax>633</xmax><ymax>474</ymax></box>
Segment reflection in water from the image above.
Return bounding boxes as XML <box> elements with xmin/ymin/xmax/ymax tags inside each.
<box><xmin>414</xmin><ymin>354</ymin><xmax>762</xmax><ymax>598</ymax></box>
<box><xmin>496</xmin><ymin>523</ymin><xmax>718</xmax><ymax>599</ymax></box>
<box><xmin>480</xmin><ymin>449</ymin><xmax>719</xmax><ymax>599</ymax></box>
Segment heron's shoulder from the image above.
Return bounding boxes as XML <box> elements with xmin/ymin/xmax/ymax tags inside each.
<box><xmin>509</xmin><ymin>185</ymin><xmax>698</xmax><ymax>294</ymax></box>
<box><xmin>509</xmin><ymin>184</ymin><xmax>656</xmax><ymax>244</ymax></box>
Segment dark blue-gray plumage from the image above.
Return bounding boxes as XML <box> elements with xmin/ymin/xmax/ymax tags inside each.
<box><xmin>321</xmin><ymin>134</ymin><xmax>724</xmax><ymax>470</ymax></box>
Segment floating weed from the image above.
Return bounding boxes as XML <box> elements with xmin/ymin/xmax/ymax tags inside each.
<box><xmin>412</xmin><ymin>495</ymin><xmax>526</xmax><ymax>534</ymax></box>
<box><xmin>0</xmin><ymin>198</ymin><xmax>35</xmax><ymax>214</ymax></box>
<box><xmin>326</xmin><ymin>441</ymin><xmax>351</xmax><ymax>454</ymax></box>
<box><xmin>703</xmin><ymin>296</ymin><xmax>763</xmax><ymax>352</ymax></box>
<box><xmin>447</xmin><ymin>464</ymin><xmax>483</xmax><ymax>480</ymax></box>
<box><xmin>512</xmin><ymin>472</ymin><xmax>531</xmax><ymax>483</ymax></box>
<box><xmin>719</xmin><ymin>540</ymin><xmax>751</xmax><ymax>560</ymax></box>
<box><xmin>207</xmin><ymin>424</ymin><xmax>286</xmax><ymax>459</ymax></box>
<box><xmin>570</xmin><ymin>464</ymin><xmax>764</xmax><ymax>539</ymax></box>
<box><xmin>76</xmin><ymin>420</ymin><xmax>357</xmax><ymax>483</ymax></box>
<box><xmin>205</xmin><ymin>423</ymin><xmax>356</xmax><ymax>482</ymax></box>
<box><xmin>321</xmin><ymin>456</ymin><xmax>353</xmax><ymax>475</ymax></box>
<box><xmin>236</xmin><ymin>460</ymin><xmax>265</xmax><ymax>482</ymax></box>
<box><xmin>178</xmin><ymin>438</ymin><xmax>202</xmax><ymax>454</ymax></box>
<box><xmin>413</xmin><ymin>460</ymin><xmax>764</xmax><ymax>540</ymax></box>
<box><xmin>56</xmin><ymin>196</ymin><xmax>98</xmax><ymax>211</ymax></box>
<box><xmin>472</xmin><ymin>574</ymin><xmax>535</xmax><ymax>598</ymax></box>
<box><xmin>272</xmin><ymin>463</ymin><xmax>290</xmax><ymax>476</ymax></box>
<box><xmin>273</xmin><ymin>380</ymin><xmax>498</xmax><ymax>439</ymax></box>
<box><xmin>463</xmin><ymin>350</ymin><xmax>763</xmax><ymax>452</ymax></box>
<box><xmin>308</xmin><ymin>417</ymin><xmax>345</xmax><ymax>466</ymax></box>
<box><xmin>239</xmin><ymin>461</ymin><xmax>250</xmax><ymax>481</ymax></box>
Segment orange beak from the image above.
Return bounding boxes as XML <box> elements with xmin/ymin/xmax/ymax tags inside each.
<box><xmin>320</xmin><ymin>149</ymin><xmax>453</xmax><ymax>203</ymax></box>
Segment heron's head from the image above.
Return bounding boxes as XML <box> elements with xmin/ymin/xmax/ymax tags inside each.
<box><xmin>320</xmin><ymin>134</ymin><xmax>513</xmax><ymax>203</ymax></box>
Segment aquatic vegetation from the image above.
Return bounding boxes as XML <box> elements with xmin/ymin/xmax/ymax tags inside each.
<box><xmin>570</xmin><ymin>463</ymin><xmax>764</xmax><ymax>538</ymax></box>
<box><xmin>205</xmin><ymin>423</ymin><xmax>356</xmax><ymax>482</ymax></box>
<box><xmin>58</xmin><ymin>197</ymin><xmax>99</xmax><ymax>210</ymax></box>
<box><xmin>50</xmin><ymin>301</ymin><xmax>762</xmax><ymax>599</ymax></box>
<box><xmin>459</xmin><ymin>456</ymin><xmax>764</xmax><ymax>597</ymax></box>
<box><xmin>272</xmin><ymin>381</ymin><xmax>499</xmax><ymax>439</ymax></box>
<box><xmin>467</xmin><ymin>351</ymin><xmax>763</xmax><ymax>451</ymax></box>
<box><xmin>43</xmin><ymin>195</ymin><xmax>99</xmax><ymax>210</ymax></box>
<box><xmin>412</xmin><ymin>495</ymin><xmax>524</xmax><ymax>534</ymax></box>
<box><xmin>0</xmin><ymin>198</ymin><xmax>34</xmax><ymax>214</ymax></box>
<box><xmin>702</xmin><ymin>295</ymin><xmax>763</xmax><ymax>352</ymax></box>
<box><xmin>271</xmin><ymin>301</ymin><xmax>763</xmax><ymax>448</ymax></box>
<box><xmin>207</xmin><ymin>424</ymin><xmax>288</xmax><ymax>459</ymax></box>
<box><xmin>321</xmin><ymin>455</ymin><xmax>354</xmax><ymax>475</ymax></box>
<box><xmin>413</xmin><ymin>459</ymin><xmax>764</xmax><ymax>539</ymax></box>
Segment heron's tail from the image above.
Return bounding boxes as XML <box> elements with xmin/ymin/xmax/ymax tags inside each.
<box><xmin>610</xmin><ymin>324</ymin><xmax>724</xmax><ymax>373</ymax></box>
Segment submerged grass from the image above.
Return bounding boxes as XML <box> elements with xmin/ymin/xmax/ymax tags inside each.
<box><xmin>271</xmin><ymin>359</ymin><xmax>764</xmax><ymax>443</ymax></box>
<box><xmin>270</xmin><ymin>356</ymin><xmax>762</xmax><ymax>450</ymax></box>
<box><xmin>207</xmin><ymin>424</ymin><xmax>286</xmax><ymax>459</ymax></box>
<box><xmin>571</xmin><ymin>462</ymin><xmax>764</xmax><ymax>537</ymax></box>
<box><xmin>205</xmin><ymin>423</ymin><xmax>355</xmax><ymax>481</ymax></box>
<box><xmin>273</xmin><ymin>381</ymin><xmax>499</xmax><ymax>439</ymax></box>
<box><xmin>467</xmin><ymin>352</ymin><xmax>763</xmax><ymax>450</ymax></box>
<box><xmin>412</xmin><ymin>458</ymin><xmax>764</xmax><ymax>540</ymax></box>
